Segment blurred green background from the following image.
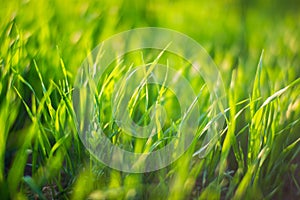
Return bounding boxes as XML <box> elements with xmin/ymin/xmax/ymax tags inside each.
<box><xmin>1</xmin><ymin>0</ymin><xmax>299</xmax><ymax>99</ymax></box>
<box><xmin>0</xmin><ymin>0</ymin><xmax>299</xmax><ymax>199</ymax></box>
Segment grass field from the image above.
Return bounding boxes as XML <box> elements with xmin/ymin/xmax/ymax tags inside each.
<box><xmin>1</xmin><ymin>0</ymin><xmax>300</xmax><ymax>199</ymax></box>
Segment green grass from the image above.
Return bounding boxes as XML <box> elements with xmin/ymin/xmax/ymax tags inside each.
<box><xmin>1</xmin><ymin>0</ymin><xmax>300</xmax><ymax>199</ymax></box>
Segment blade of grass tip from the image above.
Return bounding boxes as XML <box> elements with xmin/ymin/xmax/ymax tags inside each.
<box><xmin>144</xmin><ymin>42</ymin><xmax>172</xmax><ymax>79</ymax></box>
<box><xmin>126</xmin><ymin>52</ymin><xmax>157</xmax><ymax>116</ymax></box>
<box><xmin>252</xmin><ymin>105</ymin><xmax>274</xmax><ymax>185</ymax></box>
<box><xmin>50</xmin><ymin>80</ymin><xmax>81</xmax><ymax>158</ymax></box>
<box><xmin>31</xmin><ymin>93</ymin><xmax>36</xmax><ymax>116</ymax></box>
<box><xmin>248</xmin><ymin>50</ymin><xmax>264</xmax><ymax>166</ymax></box>
<box><xmin>54</xmin><ymin>104</ymin><xmax>75</xmax><ymax>174</ymax></box>
<box><xmin>282</xmin><ymin>137</ymin><xmax>300</xmax><ymax>155</ymax></box>
<box><xmin>249</xmin><ymin>77</ymin><xmax>300</xmax><ymax>168</ymax></box>
<box><xmin>15</xmin><ymin>73</ymin><xmax>40</xmax><ymax>104</ymax></box>
<box><xmin>49</xmin><ymin>132</ymin><xmax>70</xmax><ymax>158</ymax></box>
<box><xmin>33</xmin><ymin>59</ymin><xmax>46</xmax><ymax>94</ymax></box>
<box><xmin>154</xmin><ymin>61</ymin><xmax>169</xmax><ymax>140</ymax></box>
<box><xmin>34</xmin><ymin>60</ymin><xmax>56</xmax><ymax>119</ymax></box>
<box><xmin>219</xmin><ymin>69</ymin><xmax>237</xmax><ymax>176</ymax></box>
<box><xmin>97</xmin><ymin>60</ymin><xmax>125</xmax><ymax>122</ymax></box>
<box><xmin>93</xmin><ymin>42</ymin><xmax>105</xmax><ymax>77</ymax></box>
<box><xmin>193</xmin><ymin>94</ymin><xmax>229</xmax><ymax>158</ymax></box>
<box><xmin>112</xmin><ymin>71</ymin><xmax>129</xmax><ymax>126</ymax></box>
<box><xmin>13</xmin><ymin>86</ymin><xmax>35</xmax><ymax>121</ymax></box>
<box><xmin>260</xmin><ymin>77</ymin><xmax>300</xmax><ymax>109</ymax></box>
<box><xmin>17</xmin><ymin>90</ymin><xmax>49</xmax><ymax>160</ymax></box>
<box><xmin>15</xmin><ymin>83</ymin><xmax>52</xmax><ymax>158</ymax></box>
<box><xmin>140</xmin><ymin>52</ymin><xmax>149</xmax><ymax>116</ymax></box>
<box><xmin>60</xmin><ymin>58</ymin><xmax>70</xmax><ymax>93</ymax></box>
<box><xmin>35</xmin><ymin>83</ymin><xmax>55</xmax><ymax>120</ymax></box>
<box><xmin>128</xmin><ymin>67</ymin><xmax>146</xmax><ymax>117</ymax></box>
<box><xmin>251</xmin><ymin>50</ymin><xmax>264</xmax><ymax>114</ymax></box>
<box><xmin>275</xmin><ymin>118</ymin><xmax>300</xmax><ymax>136</ymax></box>
<box><xmin>56</xmin><ymin>46</ymin><xmax>70</xmax><ymax>91</ymax></box>
<box><xmin>50</xmin><ymin>80</ymin><xmax>76</xmax><ymax>122</ymax></box>
<box><xmin>54</xmin><ymin>102</ymin><xmax>64</xmax><ymax>137</ymax></box>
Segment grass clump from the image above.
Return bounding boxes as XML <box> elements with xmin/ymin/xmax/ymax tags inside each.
<box><xmin>0</xmin><ymin>0</ymin><xmax>300</xmax><ymax>199</ymax></box>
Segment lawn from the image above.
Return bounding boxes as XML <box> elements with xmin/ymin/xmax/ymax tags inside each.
<box><xmin>0</xmin><ymin>0</ymin><xmax>300</xmax><ymax>199</ymax></box>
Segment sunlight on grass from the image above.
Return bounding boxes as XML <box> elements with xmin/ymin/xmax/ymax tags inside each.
<box><xmin>0</xmin><ymin>0</ymin><xmax>299</xmax><ymax>199</ymax></box>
